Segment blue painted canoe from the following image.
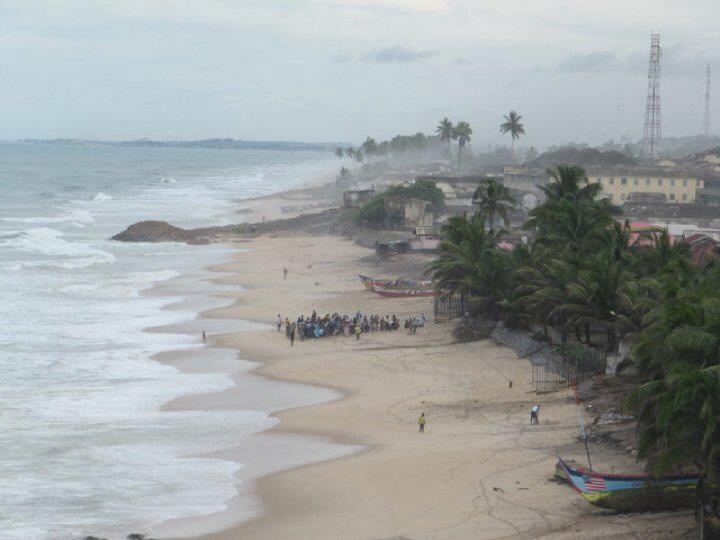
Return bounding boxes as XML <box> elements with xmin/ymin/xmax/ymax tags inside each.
<box><xmin>555</xmin><ymin>458</ymin><xmax>698</xmax><ymax>511</ymax></box>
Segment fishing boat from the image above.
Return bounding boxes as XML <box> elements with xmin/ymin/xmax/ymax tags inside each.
<box><xmin>358</xmin><ymin>274</ymin><xmax>433</xmax><ymax>293</ymax></box>
<box><xmin>372</xmin><ymin>286</ymin><xmax>436</xmax><ymax>298</ymax></box>
<box><xmin>555</xmin><ymin>458</ymin><xmax>698</xmax><ymax>512</ymax></box>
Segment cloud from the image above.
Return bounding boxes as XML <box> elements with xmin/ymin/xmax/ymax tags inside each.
<box><xmin>557</xmin><ymin>51</ymin><xmax>619</xmax><ymax>73</ymax></box>
<box><xmin>330</xmin><ymin>53</ymin><xmax>353</xmax><ymax>63</ymax></box>
<box><xmin>363</xmin><ymin>45</ymin><xmax>436</xmax><ymax>63</ymax></box>
<box><xmin>557</xmin><ymin>47</ymin><xmax>719</xmax><ymax>78</ymax></box>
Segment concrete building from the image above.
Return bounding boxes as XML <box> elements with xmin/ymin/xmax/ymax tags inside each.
<box><xmin>502</xmin><ymin>166</ymin><xmax>704</xmax><ymax>205</ymax></box>
<box><xmin>343</xmin><ymin>188</ymin><xmax>376</xmax><ymax>208</ymax></box>
<box><xmin>383</xmin><ymin>197</ymin><xmax>434</xmax><ymax>228</ymax></box>
<box><xmin>416</xmin><ymin>174</ymin><xmax>503</xmax><ymax>203</ymax></box>
<box><xmin>588</xmin><ymin>170</ymin><xmax>701</xmax><ymax>204</ymax></box>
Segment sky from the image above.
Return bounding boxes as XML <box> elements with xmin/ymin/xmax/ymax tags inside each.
<box><xmin>1</xmin><ymin>0</ymin><xmax>719</xmax><ymax>148</ymax></box>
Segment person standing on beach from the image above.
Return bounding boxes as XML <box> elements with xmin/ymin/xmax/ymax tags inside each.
<box><xmin>276</xmin><ymin>314</ymin><xmax>282</xmax><ymax>332</ymax></box>
<box><xmin>202</xmin><ymin>330</ymin><xmax>206</xmax><ymax>342</ymax></box>
<box><xmin>530</xmin><ymin>405</ymin><xmax>540</xmax><ymax>425</ymax></box>
<box><xmin>289</xmin><ymin>324</ymin><xmax>296</xmax><ymax>346</ymax></box>
<box><xmin>418</xmin><ymin>412</ymin><xmax>426</xmax><ymax>433</ymax></box>
<box><xmin>354</xmin><ymin>323</ymin><xmax>361</xmax><ymax>340</ymax></box>
<box><xmin>283</xmin><ymin>266</ymin><xmax>288</xmax><ymax>280</ymax></box>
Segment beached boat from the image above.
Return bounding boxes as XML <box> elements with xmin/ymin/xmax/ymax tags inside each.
<box><xmin>555</xmin><ymin>458</ymin><xmax>698</xmax><ymax>512</ymax></box>
<box><xmin>372</xmin><ymin>286</ymin><xmax>436</xmax><ymax>298</ymax></box>
<box><xmin>358</xmin><ymin>274</ymin><xmax>433</xmax><ymax>293</ymax></box>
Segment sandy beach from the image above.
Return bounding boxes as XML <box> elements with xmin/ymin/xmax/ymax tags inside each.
<box><xmin>145</xmin><ymin>232</ymin><xmax>694</xmax><ymax>540</ymax></box>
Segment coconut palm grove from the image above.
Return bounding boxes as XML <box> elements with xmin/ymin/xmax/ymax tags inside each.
<box><xmin>428</xmin><ymin>165</ymin><xmax>720</xmax><ymax>518</ymax></box>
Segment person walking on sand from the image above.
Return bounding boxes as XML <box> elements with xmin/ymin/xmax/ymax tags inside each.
<box><xmin>202</xmin><ymin>330</ymin><xmax>206</xmax><ymax>342</ymax></box>
<box><xmin>283</xmin><ymin>266</ymin><xmax>288</xmax><ymax>280</ymax></box>
<box><xmin>418</xmin><ymin>412</ymin><xmax>426</xmax><ymax>433</ymax></box>
<box><xmin>530</xmin><ymin>404</ymin><xmax>540</xmax><ymax>425</ymax></box>
<box><xmin>276</xmin><ymin>314</ymin><xmax>282</xmax><ymax>332</ymax></box>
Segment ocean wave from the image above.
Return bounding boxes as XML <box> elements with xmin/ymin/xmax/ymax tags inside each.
<box><xmin>0</xmin><ymin>208</ymin><xmax>94</xmax><ymax>226</ymax></box>
<box><xmin>92</xmin><ymin>192</ymin><xmax>112</xmax><ymax>201</ymax></box>
<box><xmin>0</xmin><ymin>227</ymin><xmax>115</xmax><ymax>269</ymax></box>
<box><xmin>58</xmin><ymin>269</ymin><xmax>181</xmax><ymax>299</ymax></box>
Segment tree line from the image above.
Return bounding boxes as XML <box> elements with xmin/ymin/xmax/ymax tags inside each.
<box><xmin>428</xmin><ymin>165</ymin><xmax>720</xmax><ymax>509</ymax></box>
<box><xmin>335</xmin><ymin>111</ymin><xmax>526</xmax><ymax>171</ymax></box>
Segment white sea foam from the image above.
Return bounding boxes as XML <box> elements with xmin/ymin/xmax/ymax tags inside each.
<box><xmin>0</xmin><ymin>208</ymin><xmax>95</xmax><ymax>225</ymax></box>
<box><xmin>92</xmin><ymin>192</ymin><xmax>112</xmax><ymax>201</ymax></box>
<box><xmin>0</xmin><ymin>227</ymin><xmax>116</xmax><ymax>269</ymax></box>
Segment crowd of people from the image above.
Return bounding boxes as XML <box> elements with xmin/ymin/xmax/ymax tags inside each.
<box><xmin>276</xmin><ymin>310</ymin><xmax>427</xmax><ymax>345</ymax></box>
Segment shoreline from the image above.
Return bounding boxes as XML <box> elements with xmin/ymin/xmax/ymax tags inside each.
<box><xmin>143</xmin><ymin>241</ymin><xmax>359</xmax><ymax>539</ymax></box>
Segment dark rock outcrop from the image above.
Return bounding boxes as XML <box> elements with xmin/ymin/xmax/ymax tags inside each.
<box><xmin>111</xmin><ymin>220</ymin><xmax>235</xmax><ymax>244</ymax></box>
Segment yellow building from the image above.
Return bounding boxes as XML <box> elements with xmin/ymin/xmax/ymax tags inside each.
<box><xmin>589</xmin><ymin>171</ymin><xmax>702</xmax><ymax>204</ymax></box>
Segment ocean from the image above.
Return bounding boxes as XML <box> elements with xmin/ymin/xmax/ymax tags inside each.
<box><xmin>0</xmin><ymin>143</ymin><xmax>336</xmax><ymax>538</ymax></box>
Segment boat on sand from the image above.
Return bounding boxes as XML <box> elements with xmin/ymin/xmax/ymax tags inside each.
<box><xmin>358</xmin><ymin>274</ymin><xmax>434</xmax><ymax>297</ymax></box>
<box><xmin>555</xmin><ymin>457</ymin><xmax>698</xmax><ymax>512</ymax></box>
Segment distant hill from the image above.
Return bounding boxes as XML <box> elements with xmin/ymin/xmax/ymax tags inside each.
<box><xmin>17</xmin><ymin>138</ymin><xmax>349</xmax><ymax>152</ymax></box>
<box><xmin>533</xmin><ymin>146</ymin><xmax>637</xmax><ymax>168</ymax></box>
<box><xmin>627</xmin><ymin>134</ymin><xmax>720</xmax><ymax>158</ymax></box>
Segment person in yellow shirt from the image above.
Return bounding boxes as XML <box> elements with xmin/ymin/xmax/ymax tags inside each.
<box><xmin>418</xmin><ymin>412</ymin><xmax>426</xmax><ymax>433</ymax></box>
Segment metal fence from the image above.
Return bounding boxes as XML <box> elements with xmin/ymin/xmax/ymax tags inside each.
<box><xmin>531</xmin><ymin>346</ymin><xmax>607</xmax><ymax>392</ymax></box>
<box><xmin>433</xmin><ymin>294</ymin><xmax>468</xmax><ymax>321</ymax></box>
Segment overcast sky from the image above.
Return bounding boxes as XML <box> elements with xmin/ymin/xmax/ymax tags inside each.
<box><xmin>1</xmin><ymin>0</ymin><xmax>718</xmax><ymax>147</ymax></box>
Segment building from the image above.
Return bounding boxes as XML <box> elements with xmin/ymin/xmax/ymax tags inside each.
<box><xmin>502</xmin><ymin>166</ymin><xmax>704</xmax><ymax>205</ymax></box>
<box><xmin>383</xmin><ymin>197</ymin><xmax>434</xmax><ymax>228</ymax></box>
<box><xmin>416</xmin><ymin>174</ymin><xmax>502</xmax><ymax>203</ymax></box>
<box><xmin>587</xmin><ymin>170</ymin><xmax>701</xmax><ymax>204</ymax></box>
<box><xmin>343</xmin><ymin>188</ymin><xmax>376</xmax><ymax>208</ymax></box>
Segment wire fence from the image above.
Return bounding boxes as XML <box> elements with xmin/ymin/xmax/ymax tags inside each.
<box><xmin>531</xmin><ymin>345</ymin><xmax>607</xmax><ymax>392</ymax></box>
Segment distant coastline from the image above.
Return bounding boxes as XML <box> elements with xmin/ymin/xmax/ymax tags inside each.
<box><xmin>11</xmin><ymin>138</ymin><xmax>350</xmax><ymax>152</ymax></box>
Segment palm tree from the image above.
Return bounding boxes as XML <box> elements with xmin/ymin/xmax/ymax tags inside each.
<box><xmin>335</xmin><ymin>147</ymin><xmax>344</xmax><ymax>163</ymax></box>
<box><xmin>628</xmin><ymin>365</ymin><xmax>720</xmax><ymax>512</ymax></box>
<box><xmin>500</xmin><ymin>110</ymin><xmax>525</xmax><ymax>159</ymax></box>
<box><xmin>345</xmin><ymin>147</ymin><xmax>355</xmax><ymax>162</ymax></box>
<box><xmin>427</xmin><ymin>213</ymin><xmax>513</xmax><ymax>316</ymax></box>
<box><xmin>472</xmin><ymin>178</ymin><xmax>516</xmax><ymax>230</ymax></box>
<box><xmin>361</xmin><ymin>137</ymin><xmax>378</xmax><ymax>163</ymax></box>
<box><xmin>435</xmin><ymin>118</ymin><xmax>456</xmax><ymax>161</ymax></box>
<box><xmin>454</xmin><ymin>121</ymin><xmax>472</xmax><ymax>172</ymax></box>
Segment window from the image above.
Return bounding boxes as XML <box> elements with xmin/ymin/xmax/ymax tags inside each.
<box><xmin>633</xmin><ymin>178</ymin><xmax>639</xmax><ymax>185</ymax></box>
<box><xmin>683</xmin><ymin>179</ymin><xmax>688</xmax><ymax>186</ymax></box>
<box><xmin>645</xmin><ymin>178</ymin><xmax>651</xmax><ymax>186</ymax></box>
<box><xmin>621</xmin><ymin>177</ymin><xmax>627</xmax><ymax>185</ymax></box>
<box><xmin>670</xmin><ymin>193</ymin><xmax>676</xmax><ymax>200</ymax></box>
<box><xmin>670</xmin><ymin>179</ymin><xmax>675</xmax><ymax>187</ymax></box>
<box><xmin>609</xmin><ymin>178</ymin><xmax>614</xmax><ymax>185</ymax></box>
<box><xmin>682</xmin><ymin>194</ymin><xmax>688</xmax><ymax>201</ymax></box>
<box><xmin>658</xmin><ymin>178</ymin><xmax>663</xmax><ymax>186</ymax></box>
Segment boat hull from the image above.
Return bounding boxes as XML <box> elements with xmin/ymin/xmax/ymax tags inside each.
<box><xmin>555</xmin><ymin>458</ymin><xmax>698</xmax><ymax>512</ymax></box>
<box><xmin>358</xmin><ymin>275</ymin><xmax>434</xmax><ymax>295</ymax></box>
<box><xmin>374</xmin><ymin>287</ymin><xmax>436</xmax><ymax>298</ymax></box>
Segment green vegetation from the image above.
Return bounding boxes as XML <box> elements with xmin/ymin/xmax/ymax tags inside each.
<box><xmin>353</xmin><ymin>180</ymin><xmax>445</xmax><ymax>224</ymax></box>
<box><xmin>500</xmin><ymin>110</ymin><xmax>525</xmax><ymax>157</ymax></box>
<box><xmin>428</xmin><ymin>164</ymin><xmax>720</xmax><ymax>507</ymax></box>
<box><xmin>454</xmin><ymin>121</ymin><xmax>473</xmax><ymax>172</ymax></box>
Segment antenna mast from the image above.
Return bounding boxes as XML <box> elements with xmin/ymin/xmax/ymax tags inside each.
<box><xmin>642</xmin><ymin>33</ymin><xmax>662</xmax><ymax>161</ymax></box>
